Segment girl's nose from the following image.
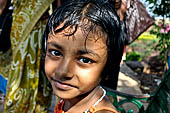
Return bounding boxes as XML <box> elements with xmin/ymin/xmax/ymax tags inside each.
<box><xmin>56</xmin><ymin>58</ymin><xmax>74</xmax><ymax>80</ymax></box>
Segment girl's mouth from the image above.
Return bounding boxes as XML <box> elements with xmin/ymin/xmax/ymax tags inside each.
<box><xmin>52</xmin><ymin>78</ymin><xmax>75</xmax><ymax>90</ymax></box>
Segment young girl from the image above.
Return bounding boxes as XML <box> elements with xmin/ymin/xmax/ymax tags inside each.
<box><xmin>43</xmin><ymin>0</ymin><xmax>125</xmax><ymax>112</ymax></box>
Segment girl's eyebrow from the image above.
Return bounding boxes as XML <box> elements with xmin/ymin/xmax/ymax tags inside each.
<box><xmin>77</xmin><ymin>49</ymin><xmax>101</xmax><ymax>58</ymax></box>
<box><xmin>47</xmin><ymin>42</ymin><xmax>101</xmax><ymax>58</ymax></box>
<box><xmin>47</xmin><ymin>42</ymin><xmax>63</xmax><ymax>50</ymax></box>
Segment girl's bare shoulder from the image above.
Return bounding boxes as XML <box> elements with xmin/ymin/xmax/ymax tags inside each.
<box><xmin>95</xmin><ymin>96</ymin><xmax>119</xmax><ymax>113</ymax></box>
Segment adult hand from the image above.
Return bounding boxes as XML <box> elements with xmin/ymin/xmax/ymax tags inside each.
<box><xmin>117</xmin><ymin>0</ymin><xmax>131</xmax><ymax>21</ymax></box>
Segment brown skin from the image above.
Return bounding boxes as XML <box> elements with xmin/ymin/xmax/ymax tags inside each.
<box><xmin>45</xmin><ymin>24</ymin><xmax>116</xmax><ymax>112</ymax></box>
<box><xmin>0</xmin><ymin>0</ymin><xmax>7</xmax><ymax>15</ymax></box>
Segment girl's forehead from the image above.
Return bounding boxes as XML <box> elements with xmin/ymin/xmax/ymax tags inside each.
<box><xmin>50</xmin><ymin>20</ymin><xmax>107</xmax><ymax>41</ymax></box>
<box><xmin>49</xmin><ymin>25</ymin><xmax>107</xmax><ymax>42</ymax></box>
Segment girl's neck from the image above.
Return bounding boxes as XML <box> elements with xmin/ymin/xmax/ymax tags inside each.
<box><xmin>63</xmin><ymin>86</ymin><xmax>103</xmax><ymax>112</ymax></box>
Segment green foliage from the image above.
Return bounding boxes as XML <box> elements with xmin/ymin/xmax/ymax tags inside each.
<box><xmin>150</xmin><ymin>22</ymin><xmax>170</xmax><ymax>69</ymax></box>
<box><xmin>138</xmin><ymin>32</ymin><xmax>156</xmax><ymax>40</ymax></box>
<box><xmin>129</xmin><ymin>38</ymin><xmax>158</xmax><ymax>59</ymax></box>
<box><xmin>144</xmin><ymin>0</ymin><xmax>170</xmax><ymax>18</ymax></box>
<box><xmin>126</xmin><ymin>51</ymin><xmax>142</xmax><ymax>61</ymax></box>
<box><xmin>144</xmin><ymin>0</ymin><xmax>170</xmax><ymax>70</ymax></box>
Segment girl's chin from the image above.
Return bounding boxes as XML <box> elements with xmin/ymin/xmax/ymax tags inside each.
<box><xmin>53</xmin><ymin>88</ymin><xmax>79</xmax><ymax>99</ymax></box>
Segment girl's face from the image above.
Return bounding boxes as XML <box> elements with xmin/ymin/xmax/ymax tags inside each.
<box><xmin>45</xmin><ymin>26</ymin><xmax>108</xmax><ymax>99</ymax></box>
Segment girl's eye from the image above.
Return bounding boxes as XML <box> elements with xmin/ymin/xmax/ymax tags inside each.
<box><xmin>79</xmin><ymin>57</ymin><xmax>93</xmax><ymax>64</ymax></box>
<box><xmin>49</xmin><ymin>50</ymin><xmax>61</xmax><ymax>56</ymax></box>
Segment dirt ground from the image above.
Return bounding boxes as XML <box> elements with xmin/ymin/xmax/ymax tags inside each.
<box><xmin>126</xmin><ymin>39</ymin><xmax>166</xmax><ymax>94</ymax></box>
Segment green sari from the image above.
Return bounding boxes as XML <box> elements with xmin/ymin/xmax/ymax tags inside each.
<box><xmin>1</xmin><ymin>0</ymin><xmax>55</xmax><ymax>112</ymax></box>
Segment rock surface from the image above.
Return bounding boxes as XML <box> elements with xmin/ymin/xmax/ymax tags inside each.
<box><xmin>117</xmin><ymin>72</ymin><xmax>142</xmax><ymax>95</ymax></box>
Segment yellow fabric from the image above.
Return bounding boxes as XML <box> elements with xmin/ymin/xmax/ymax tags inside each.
<box><xmin>1</xmin><ymin>0</ymin><xmax>55</xmax><ymax>112</ymax></box>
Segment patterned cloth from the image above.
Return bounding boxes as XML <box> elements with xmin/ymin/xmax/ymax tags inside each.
<box><xmin>1</xmin><ymin>0</ymin><xmax>55</xmax><ymax>113</ymax></box>
<box><xmin>125</xmin><ymin>0</ymin><xmax>154</xmax><ymax>45</ymax></box>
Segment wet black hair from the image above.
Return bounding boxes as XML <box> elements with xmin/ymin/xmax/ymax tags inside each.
<box><xmin>43</xmin><ymin>0</ymin><xmax>125</xmax><ymax>79</ymax></box>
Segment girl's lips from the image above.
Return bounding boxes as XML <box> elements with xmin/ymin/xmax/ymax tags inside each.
<box><xmin>52</xmin><ymin>79</ymin><xmax>74</xmax><ymax>90</ymax></box>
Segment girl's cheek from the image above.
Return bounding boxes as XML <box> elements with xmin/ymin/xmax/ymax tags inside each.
<box><xmin>45</xmin><ymin>58</ymin><xmax>51</xmax><ymax>76</ymax></box>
